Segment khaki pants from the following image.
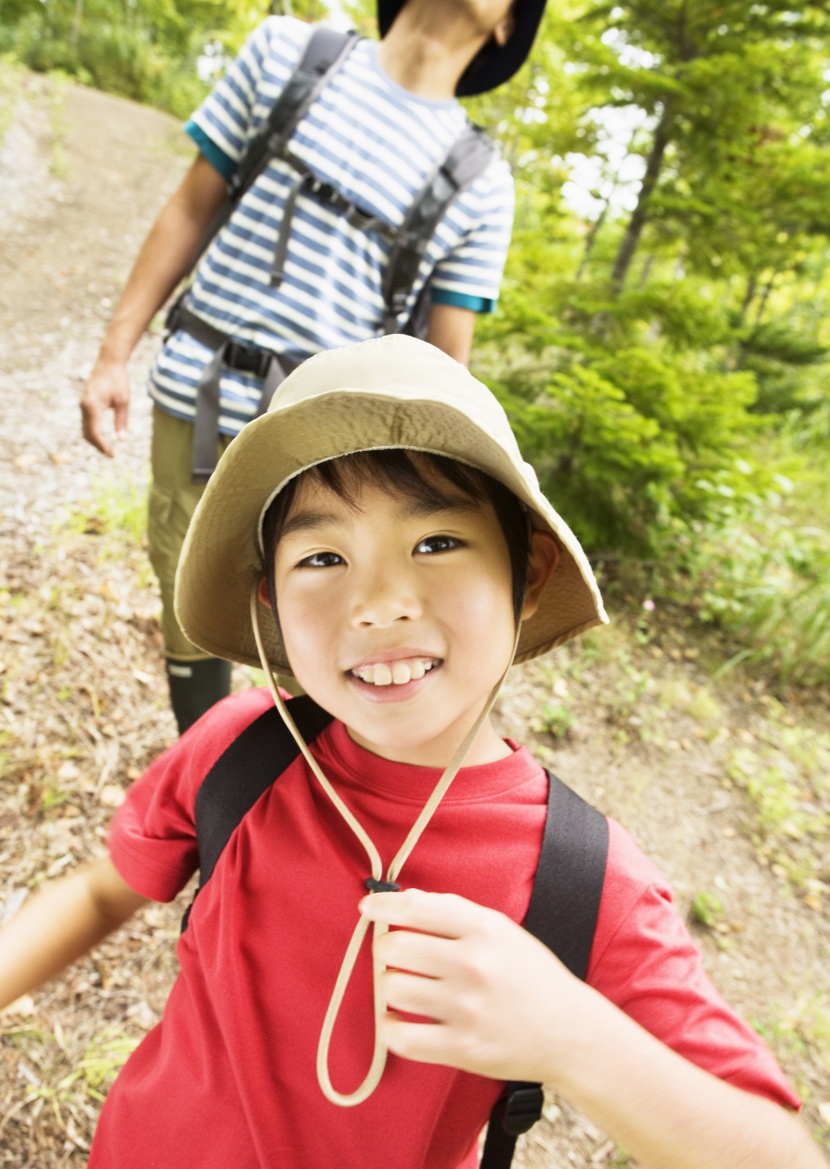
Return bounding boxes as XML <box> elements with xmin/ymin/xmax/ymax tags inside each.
<box><xmin>148</xmin><ymin>406</ymin><xmax>233</xmax><ymax>660</ymax></box>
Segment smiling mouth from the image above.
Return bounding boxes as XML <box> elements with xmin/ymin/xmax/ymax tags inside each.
<box><xmin>350</xmin><ymin>658</ymin><xmax>440</xmax><ymax>687</ymax></box>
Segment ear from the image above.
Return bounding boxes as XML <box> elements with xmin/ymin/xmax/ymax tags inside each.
<box><xmin>521</xmin><ymin>530</ymin><xmax>560</xmax><ymax>621</ymax></box>
<box><xmin>257</xmin><ymin>575</ymin><xmax>271</xmax><ymax>606</ymax></box>
<box><xmin>493</xmin><ymin>7</ymin><xmax>517</xmax><ymax>47</ymax></box>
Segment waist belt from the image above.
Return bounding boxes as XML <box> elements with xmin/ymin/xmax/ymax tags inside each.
<box><xmin>167</xmin><ymin>300</ymin><xmax>299</xmax><ymax>483</ymax></box>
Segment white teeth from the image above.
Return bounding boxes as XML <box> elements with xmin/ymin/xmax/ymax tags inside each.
<box><xmin>353</xmin><ymin>659</ymin><xmax>436</xmax><ymax>686</ymax></box>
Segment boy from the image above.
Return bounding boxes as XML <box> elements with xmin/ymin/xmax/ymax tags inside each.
<box><xmin>1</xmin><ymin>336</ymin><xmax>825</xmax><ymax>1167</ymax></box>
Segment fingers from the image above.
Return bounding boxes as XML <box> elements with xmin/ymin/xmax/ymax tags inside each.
<box><xmin>362</xmin><ymin>888</ymin><xmax>579</xmax><ymax>1082</ymax></box>
<box><xmin>113</xmin><ymin>396</ymin><xmax>130</xmax><ymax>441</ymax></box>
<box><xmin>81</xmin><ymin>399</ymin><xmax>113</xmax><ymax>456</ymax></box>
<box><xmin>360</xmin><ymin>887</ymin><xmax>478</xmax><ymax>938</ymax></box>
<box><xmin>80</xmin><ymin>364</ymin><xmax>131</xmax><ymax>456</ymax></box>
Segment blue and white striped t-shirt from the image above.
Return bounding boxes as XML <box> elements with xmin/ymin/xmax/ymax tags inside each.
<box><xmin>149</xmin><ymin>17</ymin><xmax>515</xmax><ymax>435</ymax></box>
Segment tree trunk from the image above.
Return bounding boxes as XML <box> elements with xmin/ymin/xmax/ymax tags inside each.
<box><xmin>70</xmin><ymin>0</ymin><xmax>84</xmax><ymax>54</ymax></box>
<box><xmin>576</xmin><ymin>199</ymin><xmax>610</xmax><ymax>281</ymax></box>
<box><xmin>609</xmin><ymin>102</ymin><xmax>673</xmax><ymax>295</ymax></box>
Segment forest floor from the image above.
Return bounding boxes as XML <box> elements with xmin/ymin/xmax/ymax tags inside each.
<box><xmin>0</xmin><ymin>66</ymin><xmax>828</xmax><ymax>1167</ymax></box>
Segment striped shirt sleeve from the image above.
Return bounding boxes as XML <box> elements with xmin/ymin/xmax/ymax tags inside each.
<box><xmin>187</xmin><ymin>17</ymin><xmax>311</xmax><ymax>168</ymax></box>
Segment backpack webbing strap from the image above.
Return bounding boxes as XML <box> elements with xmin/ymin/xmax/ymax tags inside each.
<box><xmin>189</xmin><ymin>27</ymin><xmax>360</xmax><ymax>265</ymax></box>
<box><xmin>479</xmin><ymin>771</ymin><xmax>609</xmax><ymax>1169</ymax></box>
<box><xmin>382</xmin><ymin>123</ymin><xmax>496</xmax><ymax>332</ymax></box>
<box><xmin>177</xmin><ymin>303</ymin><xmax>300</xmax><ymax>483</ymax></box>
<box><xmin>233</xmin><ymin>27</ymin><xmax>360</xmax><ymax>202</ymax></box>
<box><xmin>175</xmin><ymin>27</ymin><xmax>361</xmax><ymax>483</ymax></box>
<box><xmin>180</xmin><ymin>695</ymin><xmax>334</xmax><ymax>932</ymax></box>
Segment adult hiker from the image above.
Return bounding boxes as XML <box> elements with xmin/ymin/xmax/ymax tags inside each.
<box><xmin>79</xmin><ymin>0</ymin><xmax>547</xmax><ymax>735</ymax></box>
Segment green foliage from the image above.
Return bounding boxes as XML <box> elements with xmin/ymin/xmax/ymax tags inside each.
<box><xmin>690</xmin><ymin>890</ymin><xmax>725</xmax><ymax>930</ymax></box>
<box><xmin>657</xmin><ymin>486</ymin><xmax>830</xmax><ymax>687</ymax></box>
<box><xmin>477</xmin><ymin>269</ymin><xmax>769</xmax><ymax>551</ymax></box>
<box><xmin>65</xmin><ymin>474</ymin><xmax>149</xmax><ymax>548</ymax></box>
<box><xmin>0</xmin><ymin>0</ymin><xmax>266</xmax><ymax>114</ymax></box>
<box><xmin>59</xmin><ymin>1032</ymin><xmax>141</xmax><ymax>1100</ymax></box>
<box><xmin>533</xmin><ymin>700</ymin><xmax>575</xmax><ymax>740</ymax></box>
<box><xmin>726</xmin><ymin>711</ymin><xmax>830</xmax><ymax>890</ymax></box>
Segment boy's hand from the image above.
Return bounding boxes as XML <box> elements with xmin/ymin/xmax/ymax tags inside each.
<box><xmin>360</xmin><ymin>887</ymin><xmax>582</xmax><ymax>1084</ymax></box>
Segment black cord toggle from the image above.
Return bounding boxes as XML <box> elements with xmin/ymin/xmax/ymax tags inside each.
<box><xmin>364</xmin><ymin>877</ymin><xmax>401</xmax><ymax>893</ymax></box>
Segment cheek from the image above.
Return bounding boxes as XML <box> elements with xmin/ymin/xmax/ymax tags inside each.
<box><xmin>440</xmin><ymin>566</ymin><xmax>515</xmax><ymax>649</ymax></box>
<box><xmin>274</xmin><ymin>579</ymin><xmax>335</xmax><ymax>664</ymax></box>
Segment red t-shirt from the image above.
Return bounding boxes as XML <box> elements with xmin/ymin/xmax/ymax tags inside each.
<box><xmin>96</xmin><ymin>689</ymin><xmax>798</xmax><ymax>1168</ymax></box>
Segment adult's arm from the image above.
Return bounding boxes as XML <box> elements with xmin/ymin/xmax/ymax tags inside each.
<box><xmin>0</xmin><ymin>856</ymin><xmax>148</xmax><ymax>1011</ymax></box>
<box><xmin>424</xmin><ymin>302</ymin><xmax>477</xmax><ymax>366</ymax></box>
<box><xmin>80</xmin><ymin>154</ymin><xmax>228</xmax><ymax>456</ymax></box>
<box><xmin>362</xmin><ymin>889</ymin><xmax>828</xmax><ymax>1169</ymax></box>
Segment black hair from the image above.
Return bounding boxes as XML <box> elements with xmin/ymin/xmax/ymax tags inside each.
<box><xmin>261</xmin><ymin>449</ymin><xmax>530</xmax><ymax>625</ymax></box>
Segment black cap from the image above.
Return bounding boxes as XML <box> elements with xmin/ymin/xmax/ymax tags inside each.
<box><xmin>376</xmin><ymin>0</ymin><xmax>547</xmax><ymax>97</ymax></box>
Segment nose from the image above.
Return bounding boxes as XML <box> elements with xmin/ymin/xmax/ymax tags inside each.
<box><xmin>350</xmin><ymin>559</ymin><xmax>422</xmax><ymax>628</ymax></box>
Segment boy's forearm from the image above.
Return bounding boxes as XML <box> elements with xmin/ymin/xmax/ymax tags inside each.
<box><xmin>0</xmin><ymin>857</ymin><xmax>147</xmax><ymax>1011</ymax></box>
<box><xmin>545</xmin><ymin>982</ymin><xmax>826</xmax><ymax>1169</ymax></box>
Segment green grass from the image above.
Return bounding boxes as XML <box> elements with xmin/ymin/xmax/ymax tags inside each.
<box><xmin>727</xmin><ymin>708</ymin><xmax>830</xmax><ymax>891</ymax></box>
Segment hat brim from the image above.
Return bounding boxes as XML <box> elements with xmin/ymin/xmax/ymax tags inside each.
<box><xmin>176</xmin><ymin>388</ymin><xmax>607</xmax><ymax>676</ymax></box>
<box><xmin>376</xmin><ymin>0</ymin><xmax>547</xmax><ymax>96</ymax></box>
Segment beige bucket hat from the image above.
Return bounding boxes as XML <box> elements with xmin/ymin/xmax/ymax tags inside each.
<box><xmin>175</xmin><ymin>334</ymin><xmax>608</xmax><ymax>675</ymax></box>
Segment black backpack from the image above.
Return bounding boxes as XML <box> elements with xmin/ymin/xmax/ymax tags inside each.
<box><xmin>182</xmin><ymin>694</ymin><xmax>609</xmax><ymax>1169</ymax></box>
<box><xmin>171</xmin><ymin>25</ymin><xmax>500</xmax><ymax>482</ymax></box>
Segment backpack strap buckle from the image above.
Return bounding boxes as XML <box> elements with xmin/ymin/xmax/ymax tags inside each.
<box><xmin>497</xmin><ymin>1083</ymin><xmax>544</xmax><ymax>1137</ymax></box>
<box><xmin>364</xmin><ymin>877</ymin><xmax>401</xmax><ymax>893</ymax></box>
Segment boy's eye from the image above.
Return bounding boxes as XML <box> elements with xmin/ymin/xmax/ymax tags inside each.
<box><xmin>415</xmin><ymin>535</ymin><xmax>461</xmax><ymax>555</ymax></box>
<box><xmin>298</xmin><ymin>551</ymin><xmax>343</xmax><ymax>568</ymax></box>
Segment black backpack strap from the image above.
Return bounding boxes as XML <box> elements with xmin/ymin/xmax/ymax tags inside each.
<box><xmin>183</xmin><ymin>26</ymin><xmax>361</xmax><ymax>280</ymax></box>
<box><xmin>181</xmin><ymin>694</ymin><xmax>334</xmax><ymax>931</ymax></box>
<box><xmin>479</xmin><ymin>770</ymin><xmax>609</xmax><ymax>1169</ymax></box>
<box><xmin>382</xmin><ymin>122</ymin><xmax>496</xmax><ymax>333</ymax></box>
<box><xmin>231</xmin><ymin>26</ymin><xmax>360</xmax><ymax>202</ymax></box>
<box><xmin>166</xmin><ymin>26</ymin><xmax>362</xmax><ymax>483</ymax></box>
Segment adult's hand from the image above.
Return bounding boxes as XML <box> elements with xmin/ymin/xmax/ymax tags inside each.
<box><xmin>80</xmin><ymin>356</ymin><xmax>132</xmax><ymax>456</ymax></box>
<box><xmin>77</xmin><ymin>153</ymin><xmax>228</xmax><ymax>457</ymax></box>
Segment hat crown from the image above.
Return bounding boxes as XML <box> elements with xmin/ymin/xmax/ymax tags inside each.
<box><xmin>269</xmin><ymin>335</ymin><xmax>523</xmax><ymax>459</ymax></box>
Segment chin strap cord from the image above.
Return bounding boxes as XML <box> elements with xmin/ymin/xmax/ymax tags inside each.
<box><xmin>249</xmin><ymin>585</ymin><xmax>519</xmax><ymax>1107</ymax></box>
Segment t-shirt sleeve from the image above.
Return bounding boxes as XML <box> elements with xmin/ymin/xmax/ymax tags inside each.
<box><xmin>587</xmin><ymin>819</ymin><xmax>801</xmax><ymax>1110</ymax></box>
<box><xmin>108</xmin><ymin>690</ymin><xmax>275</xmax><ymax>903</ymax></box>
<box><xmin>185</xmin><ymin>16</ymin><xmax>311</xmax><ymax>172</ymax></box>
<box><xmin>428</xmin><ymin>157</ymin><xmax>515</xmax><ymax>314</ymax></box>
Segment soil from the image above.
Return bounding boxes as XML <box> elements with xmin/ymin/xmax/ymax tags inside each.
<box><xmin>0</xmin><ymin>68</ymin><xmax>828</xmax><ymax>1166</ymax></box>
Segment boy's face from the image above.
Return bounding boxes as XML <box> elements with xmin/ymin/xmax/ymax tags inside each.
<box><xmin>271</xmin><ymin>465</ymin><xmax>519</xmax><ymax>768</ymax></box>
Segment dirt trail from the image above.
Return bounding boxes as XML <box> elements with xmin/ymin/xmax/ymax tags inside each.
<box><xmin>0</xmin><ymin>69</ymin><xmax>828</xmax><ymax>1166</ymax></box>
<box><xmin>0</xmin><ymin>75</ymin><xmax>186</xmax><ymax>532</ymax></box>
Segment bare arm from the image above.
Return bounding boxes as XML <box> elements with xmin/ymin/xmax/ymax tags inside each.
<box><xmin>425</xmin><ymin>302</ymin><xmax>476</xmax><ymax>366</ymax></box>
<box><xmin>0</xmin><ymin>856</ymin><xmax>148</xmax><ymax>1011</ymax></box>
<box><xmin>363</xmin><ymin>890</ymin><xmax>827</xmax><ymax>1169</ymax></box>
<box><xmin>80</xmin><ymin>153</ymin><xmax>228</xmax><ymax>455</ymax></box>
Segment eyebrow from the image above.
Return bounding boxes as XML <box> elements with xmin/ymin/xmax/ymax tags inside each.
<box><xmin>280</xmin><ymin>493</ymin><xmax>480</xmax><ymax>540</ymax></box>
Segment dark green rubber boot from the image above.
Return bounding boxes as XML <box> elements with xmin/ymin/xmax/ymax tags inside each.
<box><xmin>166</xmin><ymin>658</ymin><xmax>232</xmax><ymax>735</ymax></box>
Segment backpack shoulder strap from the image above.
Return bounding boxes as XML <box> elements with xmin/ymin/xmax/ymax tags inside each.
<box><xmin>181</xmin><ymin>694</ymin><xmax>334</xmax><ymax>932</ymax></box>
<box><xmin>382</xmin><ymin>122</ymin><xmax>497</xmax><ymax>333</ymax></box>
<box><xmin>230</xmin><ymin>26</ymin><xmax>360</xmax><ymax>200</ymax></box>
<box><xmin>185</xmin><ymin>26</ymin><xmax>361</xmax><ymax>277</ymax></box>
<box><xmin>479</xmin><ymin>769</ymin><xmax>609</xmax><ymax>1169</ymax></box>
